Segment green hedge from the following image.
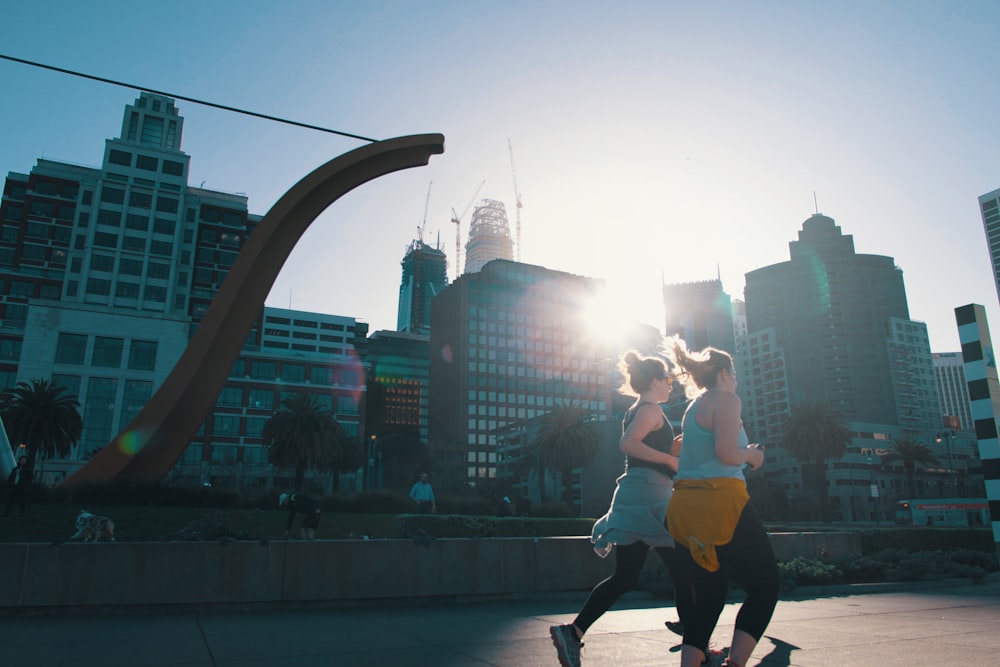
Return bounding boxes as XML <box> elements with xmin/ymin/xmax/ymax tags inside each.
<box><xmin>397</xmin><ymin>514</ymin><xmax>593</xmax><ymax>538</ymax></box>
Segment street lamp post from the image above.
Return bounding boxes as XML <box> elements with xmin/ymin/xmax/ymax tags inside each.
<box><xmin>935</xmin><ymin>429</ymin><xmax>957</xmax><ymax>496</ymax></box>
<box><xmin>867</xmin><ymin>455</ymin><xmax>880</xmax><ymax>524</ymax></box>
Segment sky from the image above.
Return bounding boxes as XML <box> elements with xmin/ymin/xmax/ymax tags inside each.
<box><xmin>1</xmin><ymin>0</ymin><xmax>999</xmax><ymax>352</ymax></box>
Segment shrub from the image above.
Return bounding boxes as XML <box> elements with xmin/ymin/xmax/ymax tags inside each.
<box><xmin>779</xmin><ymin>557</ymin><xmax>843</xmax><ymax>590</ymax></box>
<box><xmin>397</xmin><ymin>514</ymin><xmax>592</xmax><ymax>538</ymax></box>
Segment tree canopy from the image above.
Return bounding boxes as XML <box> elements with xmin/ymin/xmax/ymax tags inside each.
<box><xmin>0</xmin><ymin>378</ymin><xmax>82</xmax><ymax>469</ymax></box>
<box><xmin>882</xmin><ymin>435</ymin><xmax>940</xmax><ymax>499</ymax></box>
<box><xmin>780</xmin><ymin>401</ymin><xmax>852</xmax><ymax>522</ymax></box>
<box><xmin>262</xmin><ymin>392</ymin><xmax>358</xmax><ymax>491</ymax></box>
<box><xmin>535</xmin><ymin>404</ymin><xmax>600</xmax><ymax>511</ymax></box>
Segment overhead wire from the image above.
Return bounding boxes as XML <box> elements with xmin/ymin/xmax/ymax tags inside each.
<box><xmin>0</xmin><ymin>53</ymin><xmax>378</xmax><ymax>143</ymax></box>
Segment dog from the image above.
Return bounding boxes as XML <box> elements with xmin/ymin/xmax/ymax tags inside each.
<box><xmin>71</xmin><ymin>510</ymin><xmax>115</xmax><ymax>542</ymax></box>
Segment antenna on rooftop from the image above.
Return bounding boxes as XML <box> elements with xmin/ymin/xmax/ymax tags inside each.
<box><xmin>813</xmin><ymin>191</ymin><xmax>819</xmax><ymax>214</ymax></box>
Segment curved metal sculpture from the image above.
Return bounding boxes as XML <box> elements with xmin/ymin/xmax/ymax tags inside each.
<box><xmin>64</xmin><ymin>133</ymin><xmax>445</xmax><ymax>486</ymax></box>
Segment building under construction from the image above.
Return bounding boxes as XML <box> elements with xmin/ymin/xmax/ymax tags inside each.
<box><xmin>397</xmin><ymin>239</ymin><xmax>448</xmax><ymax>335</ymax></box>
<box><xmin>463</xmin><ymin>199</ymin><xmax>514</xmax><ymax>274</ymax></box>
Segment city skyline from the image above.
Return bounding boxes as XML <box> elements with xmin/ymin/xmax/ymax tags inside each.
<box><xmin>2</xmin><ymin>1</ymin><xmax>999</xmax><ymax>352</ymax></box>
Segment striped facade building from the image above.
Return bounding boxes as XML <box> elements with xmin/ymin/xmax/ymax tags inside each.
<box><xmin>955</xmin><ymin>304</ymin><xmax>1000</xmax><ymax>556</ymax></box>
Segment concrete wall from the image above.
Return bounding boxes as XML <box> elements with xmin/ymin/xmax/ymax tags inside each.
<box><xmin>0</xmin><ymin>532</ymin><xmax>860</xmax><ymax>609</ymax></box>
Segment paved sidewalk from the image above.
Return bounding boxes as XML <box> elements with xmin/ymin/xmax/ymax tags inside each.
<box><xmin>3</xmin><ymin>581</ymin><xmax>999</xmax><ymax>666</ymax></box>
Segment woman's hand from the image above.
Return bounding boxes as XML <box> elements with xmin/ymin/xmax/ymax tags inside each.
<box><xmin>746</xmin><ymin>443</ymin><xmax>766</xmax><ymax>470</ymax></box>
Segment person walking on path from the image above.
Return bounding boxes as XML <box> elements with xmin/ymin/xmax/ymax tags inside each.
<box><xmin>3</xmin><ymin>455</ymin><xmax>32</xmax><ymax>517</ymax></box>
<box><xmin>409</xmin><ymin>472</ymin><xmax>436</xmax><ymax>514</ymax></box>
<box><xmin>279</xmin><ymin>492</ymin><xmax>321</xmax><ymax>540</ymax></box>
<box><xmin>666</xmin><ymin>339</ymin><xmax>779</xmax><ymax>667</ymax></box>
<box><xmin>550</xmin><ymin>350</ymin><xmax>695</xmax><ymax>667</ymax></box>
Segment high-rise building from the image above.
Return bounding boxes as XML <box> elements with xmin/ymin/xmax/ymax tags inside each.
<box><xmin>933</xmin><ymin>352</ymin><xmax>974</xmax><ymax>431</ymax></box>
<box><xmin>740</xmin><ymin>213</ymin><xmax>941</xmax><ymax>521</ymax></box>
<box><xmin>662</xmin><ymin>278</ymin><xmax>736</xmax><ymax>355</ymax></box>
<box><xmin>732</xmin><ymin>298</ymin><xmax>748</xmax><ymax>340</ymax></box>
<box><xmin>364</xmin><ymin>329</ymin><xmax>429</xmax><ymax>443</ymax></box>
<box><xmin>396</xmin><ymin>239</ymin><xmax>448</xmax><ymax>335</ymax></box>
<box><xmin>0</xmin><ymin>93</ymin><xmax>369</xmax><ymax>488</ymax></box>
<box><xmin>428</xmin><ymin>259</ymin><xmax>613</xmax><ymax>509</ymax></box>
<box><xmin>978</xmin><ymin>188</ymin><xmax>1000</xmax><ymax>306</ymax></box>
<box><xmin>463</xmin><ymin>199</ymin><xmax>514</xmax><ymax>274</ymax></box>
<box><xmin>955</xmin><ymin>304</ymin><xmax>1000</xmax><ymax>553</ymax></box>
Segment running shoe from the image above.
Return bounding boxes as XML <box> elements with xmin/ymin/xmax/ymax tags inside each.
<box><xmin>549</xmin><ymin>624</ymin><xmax>583</xmax><ymax>667</ymax></box>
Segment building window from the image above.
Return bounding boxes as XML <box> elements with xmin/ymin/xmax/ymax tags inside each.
<box><xmin>0</xmin><ymin>338</ymin><xmax>21</xmax><ymax>360</ymax></box>
<box><xmin>55</xmin><ymin>334</ymin><xmax>88</xmax><ymax>367</ymax></box>
<box><xmin>115</xmin><ymin>282</ymin><xmax>139</xmax><ymax>299</ymax></box>
<box><xmin>86</xmin><ymin>277</ymin><xmax>112</xmax><ymax>296</ymax></box>
<box><xmin>100</xmin><ymin>188</ymin><xmax>125</xmax><ymax>205</ymax></box>
<box><xmin>51</xmin><ymin>373</ymin><xmax>81</xmax><ymax>397</ymax></box>
<box><xmin>162</xmin><ymin>160</ymin><xmax>184</xmax><ymax>176</ymax></box>
<box><xmin>126</xmin><ymin>213</ymin><xmax>149</xmax><ymax>230</ymax></box>
<box><xmin>143</xmin><ymin>285</ymin><xmax>167</xmax><ymax>302</ymax></box>
<box><xmin>129</xmin><ymin>191</ymin><xmax>152</xmax><ymax>209</ymax></box>
<box><xmin>147</xmin><ymin>262</ymin><xmax>170</xmax><ymax>280</ymax></box>
<box><xmin>213</xmin><ymin>414</ymin><xmax>241</xmax><ymax>435</ymax></box>
<box><xmin>90</xmin><ymin>255</ymin><xmax>115</xmax><ymax>272</ymax></box>
<box><xmin>155</xmin><ymin>196</ymin><xmax>178</xmax><ymax>214</ymax></box>
<box><xmin>135</xmin><ymin>155</ymin><xmax>158</xmax><ymax>171</ymax></box>
<box><xmin>280</xmin><ymin>363</ymin><xmax>306</xmax><ymax>383</ymax></box>
<box><xmin>127</xmin><ymin>112</ymin><xmax>139</xmax><ymax>141</ymax></box>
<box><xmin>153</xmin><ymin>218</ymin><xmax>175</xmax><ymax>235</ymax></box>
<box><xmin>82</xmin><ymin>377</ymin><xmax>118</xmax><ymax>456</ymax></box>
<box><xmin>218</xmin><ymin>386</ymin><xmax>242</xmax><ymax>407</ymax></box>
<box><xmin>141</xmin><ymin>116</ymin><xmax>164</xmax><ymax>145</ymax></box>
<box><xmin>120</xmin><ymin>379</ymin><xmax>151</xmax><ymax>429</ymax></box>
<box><xmin>120</xmin><ymin>258</ymin><xmax>143</xmax><ymax>276</ymax></box>
<box><xmin>310</xmin><ymin>367</ymin><xmax>333</xmax><ymax>385</ymax></box>
<box><xmin>245</xmin><ymin>419</ymin><xmax>267</xmax><ymax>440</ymax></box>
<box><xmin>128</xmin><ymin>339</ymin><xmax>157</xmax><ymax>371</ymax></box>
<box><xmin>109</xmin><ymin>150</ymin><xmax>131</xmax><ymax>166</ymax></box>
<box><xmin>93</xmin><ymin>232</ymin><xmax>119</xmax><ymax>249</ymax></box>
<box><xmin>91</xmin><ymin>336</ymin><xmax>124</xmax><ymax>368</ymax></box>
<box><xmin>122</xmin><ymin>236</ymin><xmax>146</xmax><ymax>252</ymax></box>
<box><xmin>250</xmin><ymin>361</ymin><xmax>276</xmax><ymax>380</ymax></box>
<box><xmin>249</xmin><ymin>389</ymin><xmax>274</xmax><ymax>410</ymax></box>
<box><xmin>97</xmin><ymin>209</ymin><xmax>122</xmax><ymax>226</ymax></box>
<box><xmin>150</xmin><ymin>240</ymin><xmax>173</xmax><ymax>256</ymax></box>
<box><xmin>3</xmin><ymin>304</ymin><xmax>28</xmax><ymax>326</ymax></box>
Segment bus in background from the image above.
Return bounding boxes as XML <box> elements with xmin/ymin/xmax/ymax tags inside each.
<box><xmin>895</xmin><ymin>498</ymin><xmax>989</xmax><ymax>527</ymax></box>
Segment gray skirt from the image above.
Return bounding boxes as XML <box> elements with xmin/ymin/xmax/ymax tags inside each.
<box><xmin>590</xmin><ymin>466</ymin><xmax>676</xmax><ymax>558</ymax></box>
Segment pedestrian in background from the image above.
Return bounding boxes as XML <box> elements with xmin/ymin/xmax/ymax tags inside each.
<box><xmin>409</xmin><ymin>472</ymin><xmax>436</xmax><ymax>514</ymax></box>
<box><xmin>3</xmin><ymin>455</ymin><xmax>32</xmax><ymax>517</ymax></box>
<box><xmin>667</xmin><ymin>339</ymin><xmax>779</xmax><ymax>667</ymax></box>
<box><xmin>279</xmin><ymin>492</ymin><xmax>321</xmax><ymax>540</ymax></box>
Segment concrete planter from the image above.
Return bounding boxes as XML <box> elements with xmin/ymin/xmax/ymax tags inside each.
<box><xmin>0</xmin><ymin>532</ymin><xmax>860</xmax><ymax>609</ymax></box>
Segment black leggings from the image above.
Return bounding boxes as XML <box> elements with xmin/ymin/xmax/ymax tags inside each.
<box><xmin>680</xmin><ymin>503</ymin><xmax>779</xmax><ymax>653</ymax></box>
<box><xmin>574</xmin><ymin>540</ymin><xmax>695</xmax><ymax>635</ymax></box>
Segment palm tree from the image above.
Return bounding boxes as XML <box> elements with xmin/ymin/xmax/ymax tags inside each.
<box><xmin>535</xmin><ymin>404</ymin><xmax>600</xmax><ymax>512</ymax></box>
<box><xmin>780</xmin><ymin>401</ymin><xmax>852</xmax><ymax>523</ymax></box>
<box><xmin>0</xmin><ymin>378</ymin><xmax>82</xmax><ymax>471</ymax></box>
<box><xmin>882</xmin><ymin>435</ymin><xmax>940</xmax><ymax>499</ymax></box>
<box><xmin>262</xmin><ymin>392</ymin><xmax>352</xmax><ymax>491</ymax></box>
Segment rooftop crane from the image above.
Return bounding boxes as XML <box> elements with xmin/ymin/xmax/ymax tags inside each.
<box><xmin>450</xmin><ymin>179</ymin><xmax>485</xmax><ymax>280</ymax></box>
<box><xmin>417</xmin><ymin>181</ymin><xmax>432</xmax><ymax>244</ymax></box>
<box><xmin>508</xmin><ymin>138</ymin><xmax>523</xmax><ymax>261</ymax></box>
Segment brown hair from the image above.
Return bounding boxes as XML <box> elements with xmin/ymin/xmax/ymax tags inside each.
<box><xmin>668</xmin><ymin>337</ymin><xmax>733</xmax><ymax>398</ymax></box>
<box><xmin>617</xmin><ymin>349</ymin><xmax>670</xmax><ymax>397</ymax></box>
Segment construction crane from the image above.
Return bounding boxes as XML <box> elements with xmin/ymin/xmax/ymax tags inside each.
<box><xmin>508</xmin><ymin>139</ymin><xmax>523</xmax><ymax>261</ymax></box>
<box><xmin>450</xmin><ymin>179</ymin><xmax>485</xmax><ymax>280</ymax></box>
<box><xmin>417</xmin><ymin>181</ymin><xmax>432</xmax><ymax>243</ymax></box>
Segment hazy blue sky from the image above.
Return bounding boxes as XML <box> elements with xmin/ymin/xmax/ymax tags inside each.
<box><xmin>2</xmin><ymin>1</ymin><xmax>999</xmax><ymax>352</ymax></box>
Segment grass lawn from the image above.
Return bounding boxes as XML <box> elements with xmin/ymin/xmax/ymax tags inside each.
<box><xmin>0</xmin><ymin>503</ymin><xmax>406</xmax><ymax>543</ymax></box>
